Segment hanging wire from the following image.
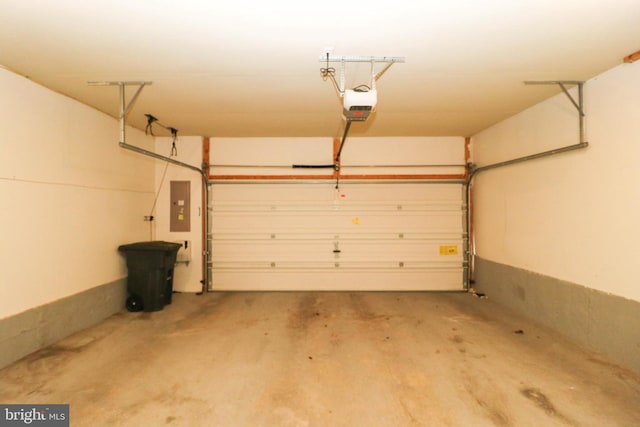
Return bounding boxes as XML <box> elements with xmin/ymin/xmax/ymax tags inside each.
<box><xmin>320</xmin><ymin>52</ymin><xmax>341</xmax><ymax>95</ymax></box>
<box><xmin>352</xmin><ymin>84</ymin><xmax>371</xmax><ymax>92</ymax></box>
<box><xmin>144</xmin><ymin>113</ymin><xmax>179</xmax><ymax>156</ymax></box>
<box><xmin>320</xmin><ymin>52</ymin><xmax>335</xmax><ymax>79</ymax></box>
<box><xmin>169</xmin><ymin>127</ymin><xmax>178</xmax><ymax>157</ymax></box>
<box><xmin>148</xmin><ymin>160</ymin><xmax>171</xmax><ymax>239</ymax></box>
<box><xmin>142</xmin><ymin>113</ymin><xmax>178</xmax><ymax>237</ymax></box>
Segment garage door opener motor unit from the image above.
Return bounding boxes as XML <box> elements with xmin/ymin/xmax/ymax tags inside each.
<box><xmin>319</xmin><ymin>53</ymin><xmax>405</xmax><ymax>123</ymax></box>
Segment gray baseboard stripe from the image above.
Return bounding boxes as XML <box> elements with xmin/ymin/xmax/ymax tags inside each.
<box><xmin>0</xmin><ymin>279</ymin><xmax>127</xmax><ymax>370</ymax></box>
<box><xmin>474</xmin><ymin>257</ymin><xmax>640</xmax><ymax>374</ymax></box>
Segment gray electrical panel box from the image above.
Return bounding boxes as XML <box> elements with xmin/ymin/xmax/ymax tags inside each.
<box><xmin>170</xmin><ymin>181</ymin><xmax>190</xmax><ymax>232</ymax></box>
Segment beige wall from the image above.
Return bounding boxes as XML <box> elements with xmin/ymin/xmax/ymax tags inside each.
<box><xmin>0</xmin><ymin>68</ymin><xmax>155</xmax><ymax>319</ymax></box>
<box><xmin>472</xmin><ymin>62</ymin><xmax>640</xmax><ymax>302</ymax></box>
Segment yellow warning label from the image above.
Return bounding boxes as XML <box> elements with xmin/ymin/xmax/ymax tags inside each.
<box><xmin>439</xmin><ymin>245</ymin><xmax>458</xmax><ymax>255</ymax></box>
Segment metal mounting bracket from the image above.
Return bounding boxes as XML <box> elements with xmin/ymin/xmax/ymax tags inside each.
<box><xmin>88</xmin><ymin>81</ymin><xmax>151</xmax><ymax>144</ymax></box>
<box><xmin>319</xmin><ymin>55</ymin><xmax>405</xmax><ymax>95</ymax></box>
<box><xmin>524</xmin><ymin>80</ymin><xmax>586</xmax><ymax>143</ymax></box>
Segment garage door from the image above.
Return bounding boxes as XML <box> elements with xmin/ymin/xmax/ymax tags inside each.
<box><xmin>208</xmin><ymin>181</ymin><xmax>467</xmax><ymax>291</ymax></box>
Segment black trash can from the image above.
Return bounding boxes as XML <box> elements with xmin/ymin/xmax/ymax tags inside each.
<box><xmin>118</xmin><ymin>241</ymin><xmax>182</xmax><ymax>312</ymax></box>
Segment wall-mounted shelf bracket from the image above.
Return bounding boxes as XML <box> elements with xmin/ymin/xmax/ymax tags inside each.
<box><xmin>524</xmin><ymin>80</ymin><xmax>586</xmax><ymax>143</ymax></box>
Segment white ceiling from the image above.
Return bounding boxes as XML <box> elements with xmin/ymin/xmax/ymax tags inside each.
<box><xmin>1</xmin><ymin>1</ymin><xmax>639</xmax><ymax>139</ymax></box>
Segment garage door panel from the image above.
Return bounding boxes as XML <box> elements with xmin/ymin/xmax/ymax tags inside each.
<box><xmin>211</xmin><ymin>184</ymin><xmax>335</xmax><ymax>202</ymax></box>
<box><xmin>209</xmin><ymin>182</ymin><xmax>466</xmax><ymax>291</ymax></box>
<box><xmin>212</xmin><ymin>212</ymin><xmax>462</xmax><ymax>233</ymax></box>
<box><xmin>212</xmin><ymin>269</ymin><xmax>463</xmax><ymax>291</ymax></box>
<box><xmin>211</xmin><ymin>185</ymin><xmax>461</xmax><ymax>205</ymax></box>
<box><xmin>212</xmin><ymin>240</ymin><xmax>463</xmax><ymax>262</ymax></box>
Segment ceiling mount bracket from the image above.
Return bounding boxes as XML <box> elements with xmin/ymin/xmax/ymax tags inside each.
<box><xmin>319</xmin><ymin>55</ymin><xmax>406</xmax><ymax>96</ymax></box>
<box><xmin>88</xmin><ymin>81</ymin><xmax>152</xmax><ymax>144</ymax></box>
<box><xmin>88</xmin><ymin>79</ymin><xmax>198</xmax><ymax>172</ymax></box>
<box><xmin>524</xmin><ymin>80</ymin><xmax>586</xmax><ymax>143</ymax></box>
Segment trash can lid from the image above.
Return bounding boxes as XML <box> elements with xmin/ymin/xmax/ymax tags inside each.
<box><xmin>118</xmin><ymin>241</ymin><xmax>182</xmax><ymax>252</ymax></box>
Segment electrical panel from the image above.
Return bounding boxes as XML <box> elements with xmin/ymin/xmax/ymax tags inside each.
<box><xmin>170</xmin><ymin>181</ymin><xmax>190</xmax><ymax>232</ymax></box>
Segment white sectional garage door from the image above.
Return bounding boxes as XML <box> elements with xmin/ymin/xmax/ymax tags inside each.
<box><xmin>209</xmin><ymin>181</ymin><xmax>466</xmax><ymax>291</ymax></box>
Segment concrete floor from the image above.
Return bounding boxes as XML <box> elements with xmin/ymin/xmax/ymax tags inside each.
<box><xmin>1</xmin><ymin>292</ymin><xmax>639</xmax><ymax>426</ymax></box>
